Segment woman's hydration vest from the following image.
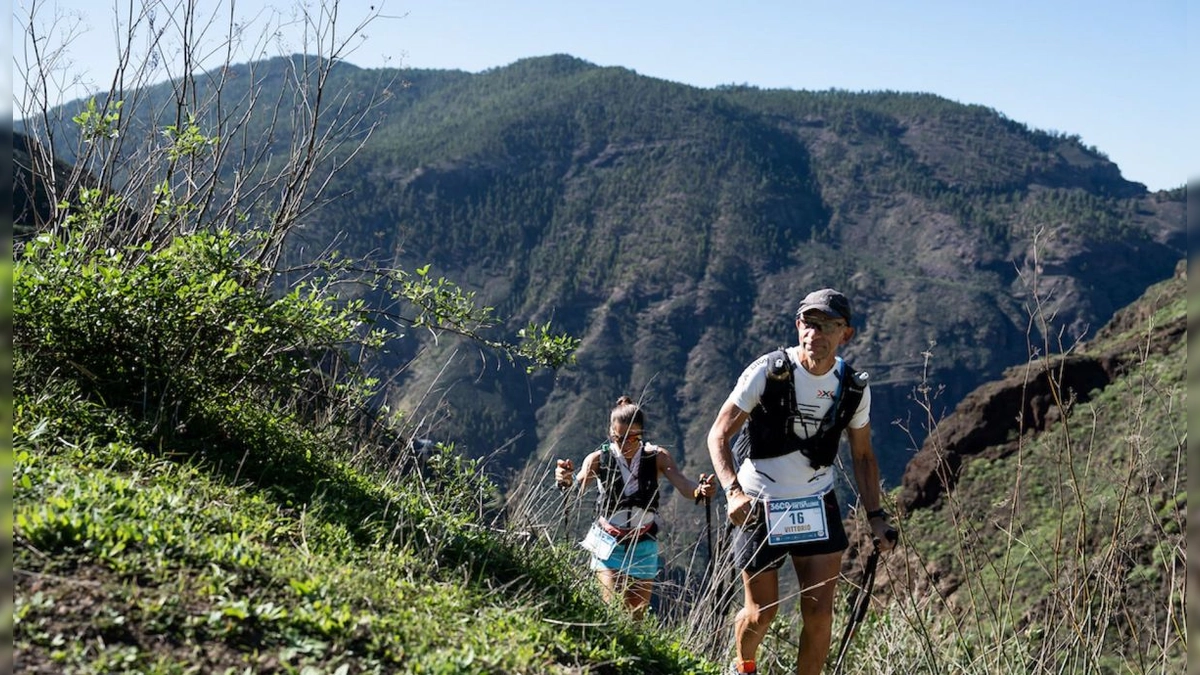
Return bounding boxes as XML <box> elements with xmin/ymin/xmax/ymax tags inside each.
<box><xmin>594</xmin><ymin>444</ymin><xmax>661</xmax><ymax>541</ymax></box>
<box><xmin>733</xmin><ymin>350</ymin><xmax>868</xmax><ymax>469</ymax></box>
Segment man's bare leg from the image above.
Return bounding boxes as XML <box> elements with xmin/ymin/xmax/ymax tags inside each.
<box><xmin>792</xmin><ymin>552</ymin><xmax>842</xmax><ymax>675</ymax></box>
<box><xmin>736</xmin><ymin>567</ymin><xmax>780</xmax><ymax>665</ymax></box>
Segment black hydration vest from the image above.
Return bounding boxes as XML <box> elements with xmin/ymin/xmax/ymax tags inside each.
<box><xmin>595</xmin><ymin>444</ymin><xmax>661</xmax><ymax>527</ymax></box>
<box><xmin>732</xmin><ymin>349</ymin><xmax>868</xmax><ymax>469</ymax></box>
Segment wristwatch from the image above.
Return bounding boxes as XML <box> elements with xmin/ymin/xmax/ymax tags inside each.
<box><xmin>866</xmin><ymin>508</ymin><xmax>889</xmax><ymax>520</ymax></box>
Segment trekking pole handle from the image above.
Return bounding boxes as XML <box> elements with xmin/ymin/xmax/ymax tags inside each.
<box><xmin>555</xmin><ymin>458</ymin><xmax>574</xmax><ymax>492</ymax></box>
<box><xmin>694</xmin><ymin>473</ymin><xmax>715</xmax><ymax>504</ymax></box>
<box><xmin>870</xmin><ymin>528</ymin><xmax>899</xmax><ymax>550</ymax></box>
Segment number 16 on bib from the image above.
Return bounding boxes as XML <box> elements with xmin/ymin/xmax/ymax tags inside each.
<box><xmin>765</xmin><ymin>495</ymin><xmax>829</xmax><ymax>545</ymax></box>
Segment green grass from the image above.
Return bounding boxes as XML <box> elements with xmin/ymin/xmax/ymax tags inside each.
<box><xmin>13</xmin><ymin>392</ymin><xmax>719</xmax><ymax>674</ymax></box>
<box><xmin>11</xmin><ymin>182</ymin><xmax>1184</xmax><ymax>674</ymax></box>
<box><xmin>874</xmin><ymin>305</ymin><xmax>1186</xmax><ymax>674</ymax></box>
<box><xmin>11</xmin><ymin>225</ymin><xmax>717</xmax><ymax>674</ymax></box>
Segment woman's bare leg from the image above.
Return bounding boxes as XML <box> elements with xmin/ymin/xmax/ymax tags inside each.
<box><xmin>595</xmin><ymin>569</ymin><xmax>619</xmax><ymax>605</ymax></box>
<box><xmin>624</xmin><ymin>578</ymin><xmax>654</xmax><ymax>620</ymax></box>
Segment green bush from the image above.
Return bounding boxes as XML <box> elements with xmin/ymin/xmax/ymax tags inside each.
<box><xmin>12</xmin><ymin>216</ymin><xmax>706</xmax><ymax>674</ymax></box>
<box><xmin>15</xmin><ymin>226</ymin><xmax>370</xmax><ymax>431</ymax></box>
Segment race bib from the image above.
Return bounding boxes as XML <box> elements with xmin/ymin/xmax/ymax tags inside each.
<box><xmin>765</xmin><ymin>495</ymin><xmax>829</xmax><ymax>545</ymax></box>
<box><xmin>580</xmin><ymin>521</ymin><xmax>617</xmax><ymax>559</ymax></box>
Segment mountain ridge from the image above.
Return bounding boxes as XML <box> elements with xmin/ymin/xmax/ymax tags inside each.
<box><xmin>14</xmin><ymin>54</ymin><xmax>1186</xmax><ymax>493</ymax></box>
<box><xmin>327</xmin><ymin>55</ymin><xmax>1182</xmax><ymax>489</ymax></box>
<box><xmin>11</xmin><ymin>51</ymin><xmax>1186</xmax><ymax>672</ymax></box>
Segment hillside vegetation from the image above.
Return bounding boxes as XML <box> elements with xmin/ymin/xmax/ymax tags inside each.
<box><xmin>860</xmin><ymin>263</ymin><xmax>1187</xmax><ymax>673</ymax></box>
<box><xmin>12</xmin><ymin>223</ymin><xmax>710</xmax><ymax>673</ymax></box>
<box><xmin>12</xmin><ymin>203</ymin><xmax>1185</xmax><ymax>675</ymax></box>
<box><xmin>12</xmin><ymin>38</ymin><xmax>1187</xmax><ymax>673</ymax></box>
<box><xmin>20</xmin><ymin>55</ymin><xmax>1185</xmax><ymax>495</ymax></box>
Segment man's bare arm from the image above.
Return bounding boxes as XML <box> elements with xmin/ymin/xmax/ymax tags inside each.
<box><xmin>707</xmin><ymin>401</ymin><xmax>750</xmax><ymax>490</ymax></box>
<box><xmin>848</xmin><ymin>423</ymin><xmax>895</xmax><ymax>549</ymax></box>
<box><xmin>847</xmin><ymin>424</ymin><xmax>882</xmax><ymax>511</ymax></box>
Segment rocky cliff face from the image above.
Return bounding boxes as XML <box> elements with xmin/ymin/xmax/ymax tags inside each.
<box><xmin>896</xmin><ymin>258</ymin><xmax>1186</xmax><ymax>513</ymax></box>
<box><xmin>838</xmin><ymin>260</ymin><xmax>1186</xmax><ymax>667</ymax></box>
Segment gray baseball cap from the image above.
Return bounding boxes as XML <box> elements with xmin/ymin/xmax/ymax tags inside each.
<box><xmin>795</xmin><ymin>288</ymin><xmax>852</xmax><ymax>322</ymax></box>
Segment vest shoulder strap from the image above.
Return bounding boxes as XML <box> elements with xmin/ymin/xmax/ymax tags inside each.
<box><xmin>765</xmin><ymin>347</ymin><xmax>792</xmax><ymax>379</ymax></box>
<box><xmin>762</xmin><ymin>346</ymin><xmax>795</xmax><ymax>404</ymax></box>
<box><xmin>832</xmin><ymin>363</ymin><xmax>869</xmax><ymax>430</ymax></box>
<box><xmin>594</xmin><ymin>443</ymin><xmax>613</xmax><ymax>490</ymax></box>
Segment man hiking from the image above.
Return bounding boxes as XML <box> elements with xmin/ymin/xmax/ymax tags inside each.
<box><xmin>707</xmin><ymin>288</ymin><xmax>896</xmax><ymax>674</ymax></box>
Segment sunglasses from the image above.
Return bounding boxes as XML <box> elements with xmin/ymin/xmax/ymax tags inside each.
<box><xmin>799</xmin><ymin>316</ymin><xmax>847</xmax><ymax>333</ymax></box>
<box><xmin>610</xmin><ymin>430</ymin><xmax>643</xmax><ymax>444</ymax></box>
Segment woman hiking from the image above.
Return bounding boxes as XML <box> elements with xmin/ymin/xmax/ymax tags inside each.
<box><xmin>555</xmin><ymin>396</ymin><xmax>716</xmax><ymax>620</ymax></box>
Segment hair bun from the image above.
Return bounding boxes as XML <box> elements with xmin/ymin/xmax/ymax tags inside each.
<box><xmin>615</xmin><ymin>395</ymin><xmax>635</xmax><ymax>406</ymax></box>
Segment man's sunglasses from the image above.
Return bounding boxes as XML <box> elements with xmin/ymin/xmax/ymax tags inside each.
<box><xmin>799</xmin><ymin>317</ymin><xmax>847</xmax><ymax>333</ymax></box>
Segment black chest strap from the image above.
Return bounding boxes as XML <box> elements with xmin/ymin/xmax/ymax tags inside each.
<box><xmin>735</xmin><ymin>350</ymin><xmax>868</xmax><ymax>468</ymax></box>
<box><xmin>596</xmin><ymin>444</ymin><xmax>661</xmax><ymax>518</ymax></box>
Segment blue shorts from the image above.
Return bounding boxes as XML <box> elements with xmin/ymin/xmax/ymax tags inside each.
<box><xmin>589</xmin><ymin>539</ymin><xmax>660</xmax><ymax>580</ymax></box>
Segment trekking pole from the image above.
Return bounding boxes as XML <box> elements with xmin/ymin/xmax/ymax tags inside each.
<box><xmin>715</xmin><ymin>514</ymin><xmax>737</xmax><ymax>621</ymax></box>
<box><xmin>559</xmin><ymin>484</ymin><xmax>569</xmax><ymax>534</ymax></box>
<box><xmin>831</xmin><ymin>528</ymin><xmax>897</xmax><ymax>675</ymax></box>
<box><xmin>701</xmin><ymin>494</ymin><xmax>713</xmax><ymax>583</ymax></box>
<box><xmin>556</xmin><ymin>459</ymin><xmax>574</xmax><ymax>537</ymax></box>
<box><xmin>695</xmin><ymin>476</ymin><xmax>713</xmax><ymax>582</ymax></box>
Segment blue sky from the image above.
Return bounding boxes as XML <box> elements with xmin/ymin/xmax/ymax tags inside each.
<box><xmin>11</xmin><ymin>0</ymin><xmax>1194</xmax><ymax>191</ymax></box>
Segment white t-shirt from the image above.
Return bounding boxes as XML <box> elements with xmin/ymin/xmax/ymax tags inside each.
<box><xmin>726</xmin><ymin>347</ymin><xmax>870</xmax><ymax>500</ymax></box>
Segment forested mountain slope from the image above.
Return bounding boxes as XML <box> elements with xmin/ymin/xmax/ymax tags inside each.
<box><xmin>297</xmin><ymin>55</ymin><xmax>1183</xmax><ymax>489</ymax></box>
<box><xmin>19</xmin><ymin>54</ymin><xmax>1186</xmax><ymax>496</ymax></box>
<box><xmin>13</xmin><ymin>51</ymin><xmax>1187</xmax><ymax>674</ymax></box>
